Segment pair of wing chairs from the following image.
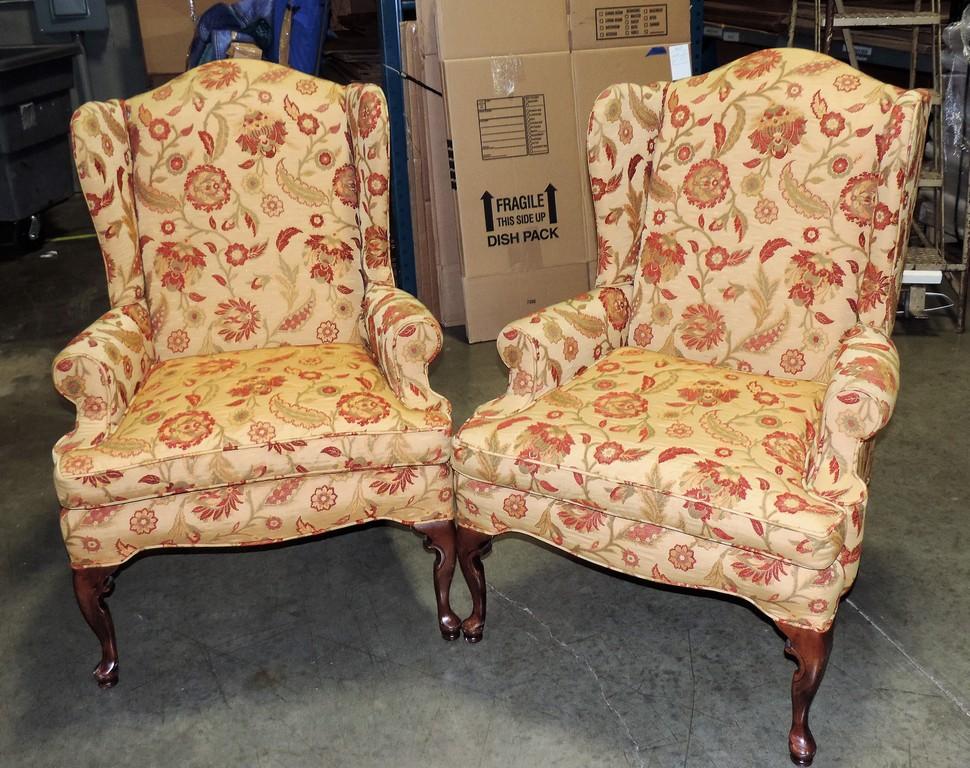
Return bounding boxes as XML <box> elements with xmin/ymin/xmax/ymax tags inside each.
<box><xmin>55</xmin><ymin>49</ymin><xmax>926</xmax><ymax>766</ymax></box>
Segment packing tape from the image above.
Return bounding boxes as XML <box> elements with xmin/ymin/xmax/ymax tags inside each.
<box><xmin>490</xmin><ymin>56</ymin><xmax>522</xmax><ymax>97</ymax></box>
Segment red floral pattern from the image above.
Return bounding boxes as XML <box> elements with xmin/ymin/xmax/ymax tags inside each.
<box><xmin>57</xmin><ymin>61</ymin><xmax>451</xmax><ymax>568</ymax></box>
<box><xmin>63</xmin><ymin>464</ymin><xmax>452</xmax><ymax>567</ymax></box>
<box><xmin>55</xmin><ymin>343</ymin><xmax>451</xmax><ymax>511</ymax></box>
<box><xmin>456</xmin><ymin>347</ymin><xmax>840</xmax><ymax>569</ymax></box>
<box><xmin>72</xmin><ymin>61</ymin><xmax>395</xmax><ymax>360</ymax></box>
<box><xmin>455</xmin><ymin>49</ymin><xmax>927</xmax><ymax>631</ymax></box>
<box><xmin>584</xmin><ymin>49</ymin><xmax>925</xmax><ymax>380</ymax></box>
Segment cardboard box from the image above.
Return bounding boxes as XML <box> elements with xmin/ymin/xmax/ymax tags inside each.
<box><xmin>417</xmin><ymin>0</ymin><xmax>439</xmax><ymax>56</ymax></box>
<box><xmin>587</xmin><ymin>255</ymin><xmax>598</xmax><ymax>287</ymax></box>
<box><xmin>427</xmin><ymin>0</ymin><xmax>695</xmax><ymax>339</ymax></box>
<box><xmin>442</xmin><ymin>52</ymin><xmax>589</xmax><ymax>279</ymax></box>
<box><xmin>569</xmin><ymin>0</ymin><xmax>691</xmax><ymax>50</ymax></box>
<box><xmin>421</xmin><ymin>50</ymin><xmax>467</xmax><ymax>326</ymax></box>
<box><xmin>463</xmin><ymin>263</ymin><xmax>590</xmax><ymax>342</ymax></box>
<box><xmin>136</xmin><ymin>0</ymin><xmax>222</xmax><ymax>75</ymax></box>
<box><xmin>435</xmin><ymin>0</ymin><xmax>569</xmax><ymax>60</ymax></box>
<box><xmin>438</xmin><ymin>263</ymin><xmax>466</xmax><ymax>327</ymax></box>
<box><xmin>571</xmin><ymin>44</ymin><xmax>690</xmax><ymax>267</ymax></box>
<box><xmin>571</xmin><ymin>45</ymin><xmax>685</xmax><ymax>145</ymax></box>
<box><xmin>401</xmin><ymin>22</ymin><xmax>441</xmax><ymax>320</ymax></box>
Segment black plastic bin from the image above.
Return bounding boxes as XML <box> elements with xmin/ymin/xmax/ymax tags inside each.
<box><xmin>0</xmin><ymin>44</ymin><xmax>79</xmax><ymax>224</ymax></box>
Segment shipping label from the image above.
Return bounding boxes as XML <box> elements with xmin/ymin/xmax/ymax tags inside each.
<box><xmin>477</xmin><ymin>95</ymin><xmax>549</xmax><ymax>160</ymax></box>
<box><xmin>594</xmin><ymin>5</ymin><xmax>668</xmax><ymax>41</ymax></box>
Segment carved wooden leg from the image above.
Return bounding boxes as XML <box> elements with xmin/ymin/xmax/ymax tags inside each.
<box><xmin>778</xmin><ymin>622</ymin><xmax>835</xmax><ymax>766</ymax></box>
<box><xmin>413</xmin><ymin>520</ymin><xmax>461</xmax><ymax>640</ymax></box>
<box><xmin>72</xmin><ymin>566</ymin><xmax>119</xmax><ymax>688</ymax></box>
<box><xmin>456</xmin><ymin>526</ymin><xmax>493</xmax><ymax>643</ymax></box>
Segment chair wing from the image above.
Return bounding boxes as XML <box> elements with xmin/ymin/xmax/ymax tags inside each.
<box><xmin>587</xmin><ymin>81</ymin><xmax>667</xmax><ymax>290</ymax></box>
<box><xmin>71</xmin><ymin>100</ymin><xmax>143</xmax><ymax>308</ymax></box>
<box><xmin>347</xmin><ymin>83</ymin><xmax>395</xmax><ymax>288</ymax></box>
<box><xmin>863</xmin><ymin>91</ymin><xmax>929</xmax><ymax>331</ymax></box>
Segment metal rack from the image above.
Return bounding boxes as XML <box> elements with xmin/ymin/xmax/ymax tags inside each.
<box><xmin>378</xmin><ymin>0</ymin><xmax>418</xmax><ymax>295</ymax></box>
<box><xmin>703</xmin><ymin>19</ymin><xmax>937</xmax><ymax>71</ymax></box>
<box><xmin>692</xmin><ymin>0</ymin><xmax>707</xmax><ymax>75</ymax></box>
<box><xmin>819</xmin><ymin>0</ymin><xmax>968</xmax><ymax>330</ymax></box>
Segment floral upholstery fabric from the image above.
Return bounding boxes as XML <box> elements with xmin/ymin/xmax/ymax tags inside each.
<box><xmin>55</xmin><ymin>343</ymin><xmax>451</xmax><ymax>509</ymax></box>
<box><xmin>458</xmin><ymin>481</ymin><xmax>847</xmax><ymax>630</ymax></box>
<box><xmin>71</xmin><ymin>101</ymin><xmax>144</xmax><ymax>307</ymax></box>
<box><xmin>73</xmin><ymin>60</ymin><xmax>395</xmax><ymax>359</ymax></box>
<box><xmin>57</xmin><ymin>60</ymin><xmax>451</xmax><ymax>570</ymax></box>
<box><xmin>489</xmin><ymin>285</ymin><xmax>632</xmax><ymax>416</ymax></box>
<box><xmin>806</xmin><ymin>322</ymin><xmax>899</xmax><ymax>510</ymax></box>
<box><xmin>455</xmin><ymin>347</ymin><xmax>839</xmax><ymax>569</ymax></box>
<box><xmin>53</xmin><ymin>304</ymin><xmax>156</xmax><ymax>447</ymax></box>
<box><xmin>348</xmin><ymin>84</ymin><xmax>394</xmax><ymax>289</ymax></box>
<box><xmin>363</xmin><ymin>284</ymin><xmax>448</xmax><ymax>411</ymax></box>
<box><xmin>589</xmin><ymin>48</ymin><xmax>926</xmax><ymax>381</ymax></box>
<box><xmin>63</xmin><ymin>463</ymin><xmax>452</xmax><ymax>568</ymax></box>
<box><xmin>454</xmin><ymin>49</ymin><xmax>927</xmax><ymax>631</ymax></box>
<box><xmin>586</xmin><ymin>81</ymin><xmax>666</xmax><ymax>291</ymax></box>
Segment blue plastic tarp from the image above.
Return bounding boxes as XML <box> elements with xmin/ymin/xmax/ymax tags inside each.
<box><xmin>272</xmin><ymin>1</ymin><xmax>329</xmax><ymax>74</ymax></box>
<box><xmin>188</xmin><ymin>0</ymin><xmax>329</xmax><ymax>75</ymax></box>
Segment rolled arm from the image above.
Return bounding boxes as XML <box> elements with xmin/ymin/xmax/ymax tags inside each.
<box><xmin>363</xmin><ymin>284</ymin><xmax>448</xmax><ymax>412</ymax></box>
<box><xmin>52</xmin><ymin>303</ymin><xmax>155</xmax><ymax>454</ymax></box>
<box><xmin>806</xmin><ymin>323</ymin><xmax>900</xmax><ymax>507</ymax></box>
<box><xmin>486</xmin><ymin>284</ymin><xmax>631</xmax><ymax>417</ymax></box>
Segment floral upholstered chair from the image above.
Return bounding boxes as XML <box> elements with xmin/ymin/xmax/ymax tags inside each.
<box><xmin>55</xmin><ymin>60</ymin><xmax>460</xmax><ymax>687</ymax></box>
<box><xmin>452</xmin><ymin>49</ymin><xmax>927</xmax><ymax>765</ymax></box>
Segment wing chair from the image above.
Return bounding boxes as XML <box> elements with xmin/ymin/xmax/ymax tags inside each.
<box><xmin>55</xmin><ymin>60</ymin><xmax>460</xmax><ymax>688</ymax></box>
<box><xmin>452</xmin><ymin>48</ymin><xmax>927</xmax><ymax>766</ymax></box>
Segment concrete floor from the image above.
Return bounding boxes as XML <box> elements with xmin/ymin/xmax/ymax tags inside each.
<box><xmin>1</xmin><ymin>197</ymin><xmax>968</xmax><ymax>768</ymax></box>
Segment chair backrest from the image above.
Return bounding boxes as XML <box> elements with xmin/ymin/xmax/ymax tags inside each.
<box><xmin>587</xmin><ymin>48</ymin><xmax>927</xmax><ymax>381</ymax></box>
<box><xmin>71</xmin><ymin>59</ymin><xmax>393</xmax><ymax>359</ymax></box>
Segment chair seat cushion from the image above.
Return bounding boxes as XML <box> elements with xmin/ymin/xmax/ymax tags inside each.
<box><xmin>454</xmin><ymin>347</ymin><xmax>844</xmax><ymax>569</ymax></box>
<box><xmin>55</xmin><ymin>344</ymin><xmax>451</xmax><ymax>508</ymax></box>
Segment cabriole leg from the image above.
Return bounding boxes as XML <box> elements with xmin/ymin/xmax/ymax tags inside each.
<box><xmin>72</xmin><ymin>566</ymin><xmax>120</xmax><ymax>688</ymax></box>
<box><xmin>413</xmin><ymin>520</ymin><xmax>461</xmax><ymax>640</ymax></box>
<box><xmin>456</xmin><ymin>526</ymin><xmax>493</xmax><ymax>643</ymax></box>
<box><xmin>778</xmin><ymin>621</ymin><xmax>835</xmax><ymax>766</ymax></box>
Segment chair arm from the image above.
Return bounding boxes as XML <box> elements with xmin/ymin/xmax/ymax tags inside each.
<box><xmin>806</xmin><ymin>323</ymin><xmax>900</xmax><ymax>507</ymax></box>
<box><xmin>485</xmin><ymin>284</ymin><xmax>631</xmax><ymax>416</ymax></box>
<box><xmin>52</xmin><ymin>303</ymin><xmax>155</xmax><ymax>453</ymax></box>
<box><xmin>363</xmin><ymin>284</ymin><xmax>449</xmax><ymax>413</ymax></box>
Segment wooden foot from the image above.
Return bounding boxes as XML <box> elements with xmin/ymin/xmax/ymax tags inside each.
<box><xmin>778</xmin><ymin>622</ymin><xmax>835</xmax><ymax>766</ymax></box>
<box><xmin>413</xmin><ymin>520</ymin><xmax>461</xmax><ymax>641</ymax></box>
<box><xmin>456</xmin><ymin>526</ymin><xmax>493</xmax><ymax>643</ymax></box>
<box><xmin>72</xmin><ymin>566</ymin><xmax>120</xmax><ymax>688</ymax></box>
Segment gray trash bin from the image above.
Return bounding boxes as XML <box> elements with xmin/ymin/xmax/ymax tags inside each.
<box><xmin>0</xmin><ymin>43</ymin><xmax>79</xmax><ymax>242</ymax></box>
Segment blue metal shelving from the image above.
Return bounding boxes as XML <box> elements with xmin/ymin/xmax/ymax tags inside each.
<box><xmin>692</xmin><ymin>0</ymin><xmax>705</xmax><ymax>74</ymax></box>
<box><xmin>377</xmin><ymin>0</ymin><xmax>417</xmax><ymax>295</ymax></box>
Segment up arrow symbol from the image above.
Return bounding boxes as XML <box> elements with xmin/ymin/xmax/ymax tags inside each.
<box><xmin>481</xmin><ymin>190</ymin><xmax>495</xmax><ymax>232</ymax></box>
<box><xmin>545</xmin><ymin>183</ymin><xmax>558</xmax><ymax>224</ymax></box>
